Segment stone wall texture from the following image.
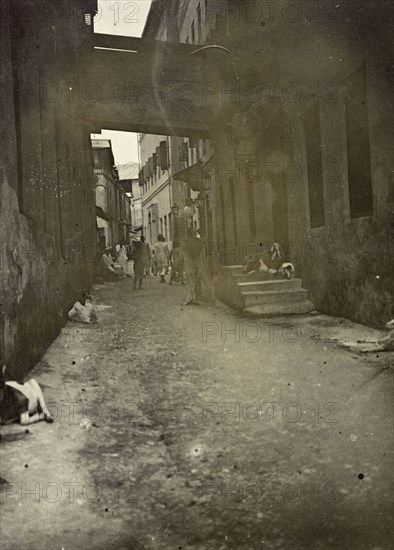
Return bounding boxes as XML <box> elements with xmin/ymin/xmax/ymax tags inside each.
<box><xmin>0</xmin><ymin>0</ymin><xmax>97</xmax><ymax>379</ymax></box>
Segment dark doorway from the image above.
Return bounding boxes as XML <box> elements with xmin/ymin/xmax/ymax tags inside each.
<box><xmin>205</xmin><ymin>195</ymin><xmax>214</xmax><ymax>273</ymax></box>
<box><xmin>229</xmin><ymin>175</ymin><xmax>238</xmax><ymax>246</ymax></box>
<box><xmin>272</xmin><ymin>173</ymin><xmax>289</xmax><ymax>253</ymax></box>
<box><xmin>345</xmin><ymin>64</ymin><xmax>373</xmax><ymax>219</ymax></box>
<box><xmin>218</xmin><ymin>185</ymin><xmax>227</xmax><ymax>264</ymax></box>
<box><xmin>304</xmin><ymin>102</ymin><xmax>325</xmax><ymax>228</ymax></box>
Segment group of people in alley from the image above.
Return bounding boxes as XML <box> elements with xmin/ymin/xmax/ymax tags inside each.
<box><xmin>2</xmin><ymin>232</ymin><xmax>394</xmax><ymax>430</ymax></box>
<box><xmin>99</xmin><ymin>234</ymin><xmax>299</xmax><ymax>305</ymax></box>
<box><xmin>99</xmin><ymin>229</ymin><xmax>215</xmax><ymax>306</ymax></box>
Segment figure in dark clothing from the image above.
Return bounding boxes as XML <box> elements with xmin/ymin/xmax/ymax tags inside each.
<box><xmin>142</xmin><ymin>238</ymin><xmax>151</xmax><ymax>276</ymax></box>
<box><xmin>169</xmin><ymin>241</ymin><xmax>185</xmax><ymax>285</ymax></box>
<box><xmin>182</xmin><ymin>229</ymin><xmax>215</xmax><ymax>305</ymax></box>
<box><xmin>132</xmin><ymin>239</ymin><xmax>145</xmax><ymax>290</ymax></box>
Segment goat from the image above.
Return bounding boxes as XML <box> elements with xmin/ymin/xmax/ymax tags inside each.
<box><xmin>0</xmin><ymin>366</ymin><xmax>54</xmax><ymax>425</ymax></box>
<box><xmin>68</xmin><ymin>290</ymin><xmax>97</xmax><ymax>324</ymax></box>
<box><xmin>357</xmin><ymin>320</ymin><xmax>394</xmax><ymax>352</ymax></box>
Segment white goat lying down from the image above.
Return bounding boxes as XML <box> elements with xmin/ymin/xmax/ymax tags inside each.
<box><xmin>356</xmin><ymin>320</ymin><xmax>394</xmax><ymax>352</ymax></box>
<box><xmin>341</xmin><ymin>320</ymin><xmax>394</xmax><ymax>353</ymax></box>
<box><xmin>68</xmin><ymin>290</ymin><xmax>97</xmax><ymax>324</ymax></box>
<box><xmin>0</xmin><ymin>366</ymin><xmax>54</xmax><ymax>425</ymax></box>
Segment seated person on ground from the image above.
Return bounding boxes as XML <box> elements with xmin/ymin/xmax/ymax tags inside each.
<box><xmin>101</xmin><ymin>248</ymin><xmax>125</xmax><ymax>279</ymax></box>
<box><xmin>243</xmin><ymin>242</ymin><xmax>294</xmax><ymax>279</ymax></box>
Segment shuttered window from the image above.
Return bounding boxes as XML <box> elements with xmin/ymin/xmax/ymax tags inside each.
<box><xmin>304</xmin><ymin>102</ymin><xmax>325</xmax><ymax>228</ymax></box>
<box><xmin>159</xmin><ymin>141</ymin><xmax>168</xmax><ymax>170</ymax></box>
<box><xmin>345</xmin><ymin>64</ymin><xmax>373</xmax><ymax>219</ymax></box>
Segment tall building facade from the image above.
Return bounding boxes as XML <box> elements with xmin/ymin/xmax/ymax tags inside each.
<box><xmin>138</xmin><ymin>134</ymin><xmax>172</xmax><ymax>246</ymax></box>
<box><xmin>138</xmin><ymin>0</ymin><xmax>222</xmax><ymax>249</ymax></box>
<box><xmin>118</xmin><ymin>166</ymin><xmax>142</xmax><ymax>236</ymax></box>
<box><xmin>92</xmin><ymin>140</ymin><xmax>132</xmax><ymax>250</ymax></box>
<box><xmin>139</xmin><ymin>0</ymin><xmax>393</xmax><ymax>327</ymax></box>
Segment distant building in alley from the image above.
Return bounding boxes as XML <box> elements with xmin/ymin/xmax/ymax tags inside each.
<box><xmin>139</xmin><ymin>135</ymin><xmax>172</xmax><ymax>246</ymax></box>
<box><xmin>138</xmin><ymin>1</ymin><xmax>217</xmax><ymax>249</ymax></box>
<box><xmin>92</xmin><ymin>139</ymin><xmax>132</xmax><ymax>250</ymax></box>
<box><xmin>118</xmin><ymin>164</ymin><xmax>142</xmax><ymax>236</ymax></box>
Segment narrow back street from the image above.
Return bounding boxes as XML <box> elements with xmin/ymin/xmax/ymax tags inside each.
<box><xmin>1</xmin><ymin>1</ymin><xmax>393</xmax><ymax>548</ymax></box>
<box><xmin>1</xmin><ymin>279</ymin><xmax>393</xmax><ymax>550</ymax></box>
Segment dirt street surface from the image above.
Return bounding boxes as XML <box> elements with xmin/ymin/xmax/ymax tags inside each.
<box><xmin>1</xmin><ymin>277</ymin><xmax>393</xmax><ymax>550</ymax></box>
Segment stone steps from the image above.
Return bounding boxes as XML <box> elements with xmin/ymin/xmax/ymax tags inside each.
<box><xmin>234</xmin><ymin>272</ymin><xmax>284</xmax><ymax>282</ymax></box>
<box><xmin>216</xmin><ymin>265</ymin><xmax>315</xmax><ymax>316</ymax></box>
<box><xmin>238</xmin><ymin>278</ymin><xmax>303</xmax><ymax>292</ymax></box>
<box><xmin>242</xmin><ymin>287</ymin><xmax>310</xmax><ymax>307</ymax></box>
<box><xmin>243</xmin><ymin>300</ymin><xmax>315</xmax><ymax>316</ymax></box>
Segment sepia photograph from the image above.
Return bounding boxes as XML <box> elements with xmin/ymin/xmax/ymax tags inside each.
<box><xmin>0</xmin><ymin>0</ymin><xmax>393</xmax><ymax>548</ymax></box>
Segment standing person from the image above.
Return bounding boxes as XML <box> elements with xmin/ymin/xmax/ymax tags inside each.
<box><xmin>141</xmin><ymin>236</ymin><xmax>151</xmax><ymax>276</ymax></box>
<box><xmin>182</xmin><ymin>228</ymin><xmax>215</xmax><ymax>305</ymax></box>
<box><xmin>151</xmin><ymin>250</ymin><xmax>158</xmax><ymax>276</ymax></box>
<box><xmin>169</xmin><ymin>241</ymin><xmax>185</xmax><ymax>285</ymax></box>
<box><xmin>115</xmin><ymin>241</ymin><xmax>129</xmax><ymax>277</ymax></box>
<box><xmin>154</xmin><ymin>234</ymin><xmax>170</xmax><ymax>283</ymax></box>
<box><xmin>132</xmin><ymin>239</ymin><xmax>145</xmax><ymax>290</ymax></box>
<box><xmin>125</xmin><ymin>241</ymin><xmax>134</xmax><ymax>276</ymax></box>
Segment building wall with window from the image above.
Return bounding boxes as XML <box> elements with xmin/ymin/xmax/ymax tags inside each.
<box><xmin>140</xmin><ymin>0</ymin><xmax>219</xmax><ymax>249</ymax></box>
<box><xmin>139</xmin><ymin>134</ymin><xmax>173</xmax><ymax>247</ymax></box>
<box><xmin>178</xmin><ymin>0</ymin><xmax>211</xmax><ymax>44</ymax></box>
<box><xmin>92</xmin><ymin>140</ymin><xmax>132</xmax><ymax>249</ymax></box>
<box><xmin>126</xmin><ymin>178</ymin><xmax>142</xmax><ymax>232</ymax></box>
<box><xmin>117</xmin><ymin>167</ymin><xmax>139</xmax><ymax>236</ymax></box>
<box><xmin>290</xmin><ymin>62</ymin><xmax>393</xmax><ymax>327</ymax></box>
<box><xmin>197</xmin><ymin>0</ymin><xmax>393</xmax><ymax>327</ymax></box>
<box><xmin>140</xmin><ymin>0</ymin><xmax>393</xmax><ymax>326</ymax></box>
<box><xmin>222</xmin><ymin>59</ymin><xmax>393</xmax><ymax>327</ymax></box>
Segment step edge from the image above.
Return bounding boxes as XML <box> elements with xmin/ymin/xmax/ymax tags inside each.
<box><xmin>238</xmin><ymin>280</ymin><xmax>302</xmax><ymax>286</ymax></box>
<box><xmin>240</xmin><ymin>289</ymin><xmax>308</xmax><ymax>296</ymax></box>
